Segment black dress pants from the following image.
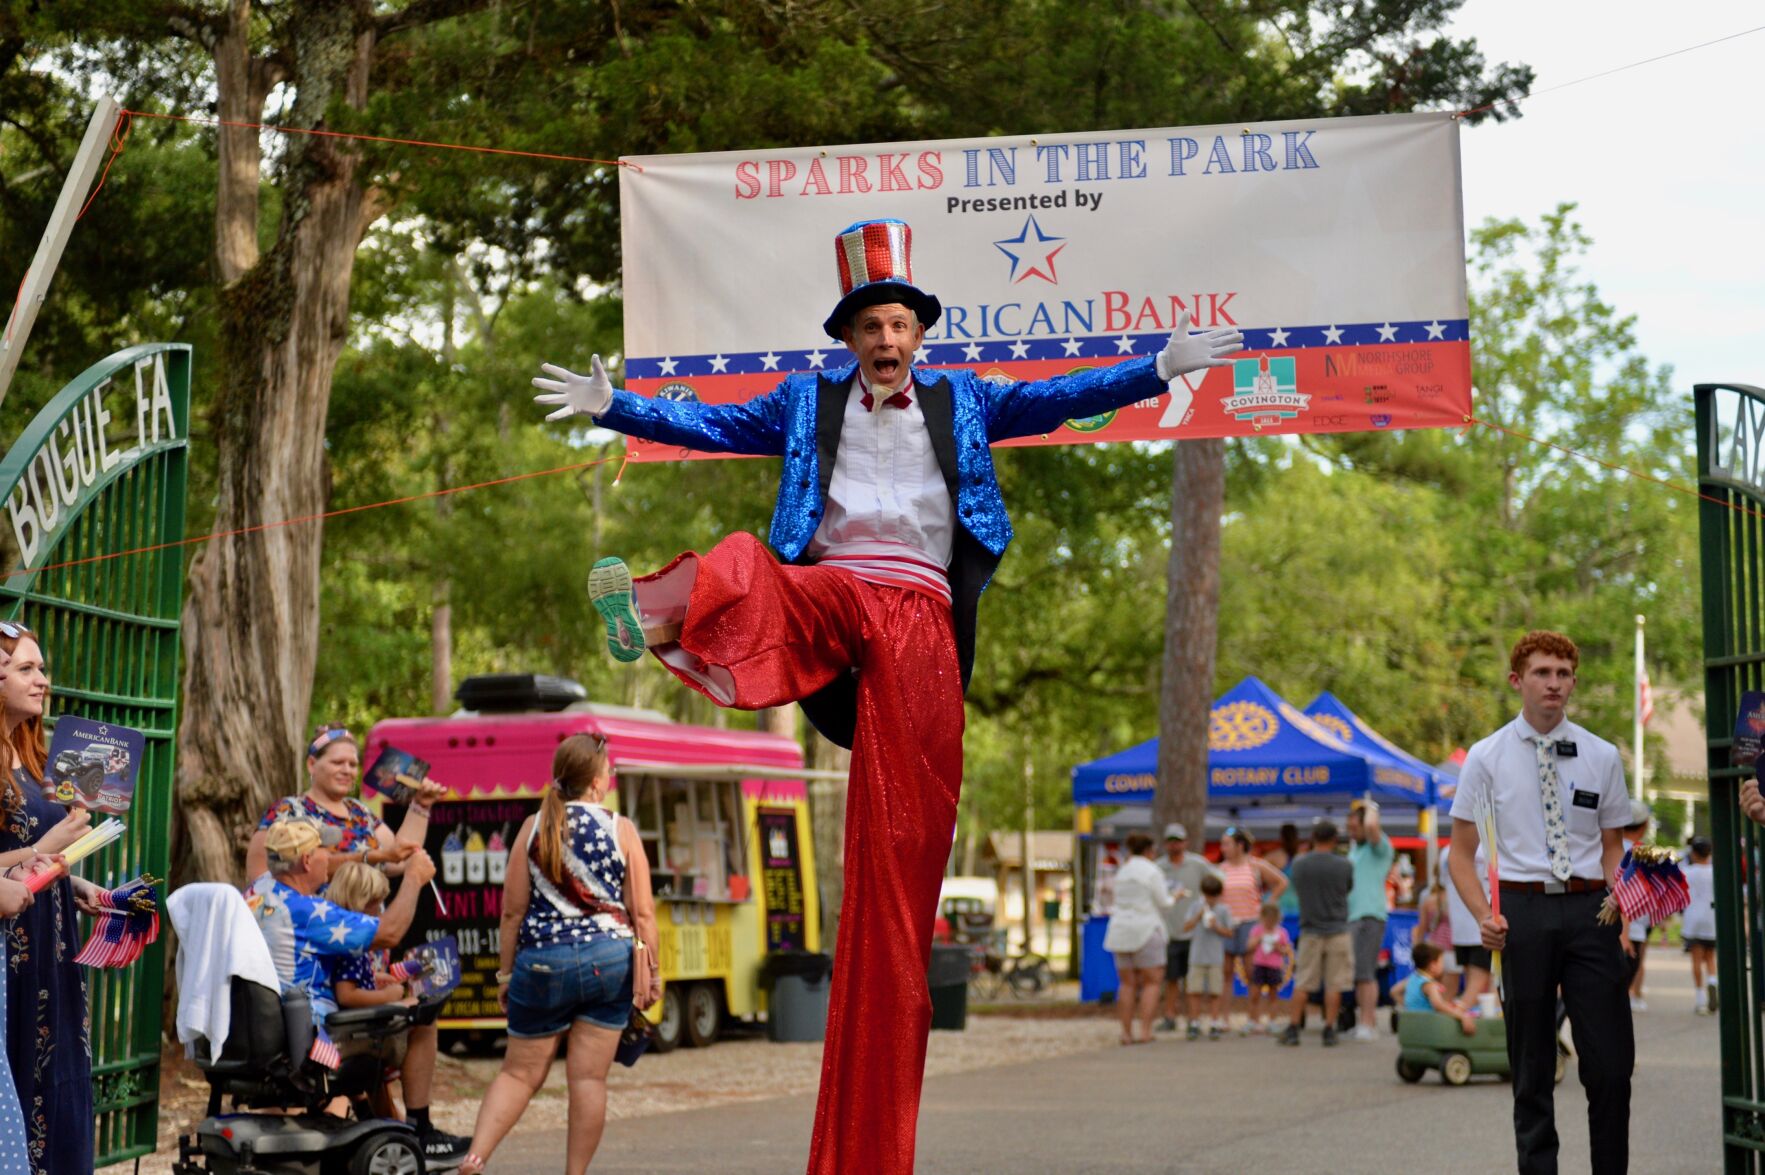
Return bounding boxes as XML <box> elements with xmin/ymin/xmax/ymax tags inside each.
<box><xmin>1501</xmin><ymin>888</ymin><xmax>1634</xmax><ymax>1175</ymax></box>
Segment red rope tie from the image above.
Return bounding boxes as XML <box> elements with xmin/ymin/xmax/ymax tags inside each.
<box><xmin>76</xmin><ymin>109</ymin><xmax>133</xmax><ymax>220</ymax></box>
<box><xmin>14</xmin><ymin>450</ymin><xmax>634</xmax><ymax>577</ymax></box>
<box><xmin>121</xmin><ymin>109</ymin><xmax>642</xmax><ymax>172</ymax></box>
<box><xmin>4</xmin><ymin>270</ymin><xmax>26</xmax><ymax>343</ymax></box>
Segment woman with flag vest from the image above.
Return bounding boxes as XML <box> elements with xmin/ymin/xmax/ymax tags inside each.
<box><xmin>529</xmin><ymin>218</ymin><xmax>1241</xmax><ymax>1175</ymax></box>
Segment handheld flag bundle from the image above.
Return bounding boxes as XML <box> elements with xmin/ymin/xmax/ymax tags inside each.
<box><xmin>73</xmin><ymin>875</ymin><xmax>161</xmax><ymax>968</ymax></box>
<box><xmin>1598</xmin><ymin>843</ymin><xmax>1690</xmax><ymax>927</ymax></box>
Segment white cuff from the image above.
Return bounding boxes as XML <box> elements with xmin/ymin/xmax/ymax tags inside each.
<box><xmin>1155</xmin><ymin>349</ymin><xmax>1172</xmax><ymax>382</ymax></box>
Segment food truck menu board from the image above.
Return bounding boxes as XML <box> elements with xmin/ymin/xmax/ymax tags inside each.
<box><xmin>400</xmin><ymin>795</ymin><xmax>540</xmax><ymax>1023</ymax></box>
<box><xmin>758</xmin><ymin>806</ymin><xmax>806</xmax><ymax>951</ymax></box>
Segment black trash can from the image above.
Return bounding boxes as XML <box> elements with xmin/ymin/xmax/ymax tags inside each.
<box><xmin>759</xmin><ymin>951</ymin><xmax>833</xmax><ymax>1043</ymax></box>
<box><xmin>928</xmin><ymin>943</ymin><xmax>971</xmax><ymax>1031</ymax></box>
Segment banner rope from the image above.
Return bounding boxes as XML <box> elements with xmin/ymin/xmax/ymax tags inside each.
<box><xmin>1466</xmin><ymin>414</ymin><xmax>1765</xmax><ymax>523</ymax></box>
<box><xmin>12</xmin><ymin>451</ymin><xmax>630</xmax><ymax>578</ymax></box>
<box><xmin>10</xmin><ymin>416</ymin><xmax>1762</xmax><ymax>582</ymax></box>
<box><xmin>122</xmin><ymin>109</ymin><xmax>640</xmax><ymax>171</ymax></box>
<box><xmin>1456</xmin><ymin>22</ymin><xmax>1765</xmax><ymax>119</ymax></box>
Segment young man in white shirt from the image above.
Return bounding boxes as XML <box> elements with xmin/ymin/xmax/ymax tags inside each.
<box><xmin>530</xmin><ymin>217</ymin><xmax>1240</xmax><ymax>1175</ymax></box>
<box><xmin>1449</xmin><ymin>630</ymin><xmax>1633</xmax><ymax>1175</ymax></box>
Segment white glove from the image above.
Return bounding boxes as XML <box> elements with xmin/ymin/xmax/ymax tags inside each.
<box><xmin>1155</xmin><ymin>310</ymin><xmax>1243</xmax><ymax>380</ymax></box>
<box><xmin>532</xmin><ymin>356</ymin><xmax>615</xmax><ymax>421</ymax></box>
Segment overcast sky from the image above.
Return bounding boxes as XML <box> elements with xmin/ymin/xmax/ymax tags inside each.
<box><xmin>1449</xmin><ymin>1</ymin><xmax>1763</xmax><ymax>392</ymax></box>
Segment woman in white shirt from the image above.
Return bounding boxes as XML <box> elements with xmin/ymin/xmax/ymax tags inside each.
<box><xmin>1102</xmin><ymin>832</ymin><xmax>1177</xmax><ymax>1045</ymax></box>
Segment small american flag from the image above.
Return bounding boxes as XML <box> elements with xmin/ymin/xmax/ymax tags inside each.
<box><xmin>74</xmin><ymin>876</ymin><xmax>159</xmax><ymax>969</ymax></box>
<box><xmin>1605</xmin><ymin>845</ymin><xmax>1690</xmax><ymax>926</ymax></box>
<box><xmin>308</xmin><ymin>1027</ymin><xmax>341</xmax><ymax>1070</ymax></box>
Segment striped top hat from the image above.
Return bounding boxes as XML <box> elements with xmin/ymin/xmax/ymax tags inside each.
<box><xmin>822</xmin><ymin>218</ymin><xmax>942</xmax><ymax>340</ymax></box>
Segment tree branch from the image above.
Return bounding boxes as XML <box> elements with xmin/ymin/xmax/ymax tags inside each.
<box><xmin>375</xmin><ymin>0</ymin><xmax>495</xmax><ymax>40</ymax></box>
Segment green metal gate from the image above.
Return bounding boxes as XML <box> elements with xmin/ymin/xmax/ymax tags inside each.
<box><xmin>0</xmin><ymin>343</ymin><xmax>189</xmax><ymax>1167</ymax></box>
<box><xmin>1697</xmin><ymin>380</ymin><xmax>1765</xmax><ymax>1172</ymax></box>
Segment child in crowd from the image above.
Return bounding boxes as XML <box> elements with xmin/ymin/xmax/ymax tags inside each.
<box><xmin>327</xmin><ymin>862</ymin><xmax>421</xmax><ymax>1011</ymax></box>
<box><xmin>1682</xmin><ymin>837</ymin><xmax>1718</xmax><ymax>1015</ymax></box>
<box><xmin>1400</xmin><ymin>943</ymin><xmax>1477</xmax><ymax>1035</ymax></box>
<box><xmin>1244</xmin><ymin>901</ymin><xmax>1293</xmax><ymax>1035</ymax></box>
<box><xmin>1185</xmin><ymin>874</ymin><xmax>1236</xmax><ymax>1040</ymax></box>
<box><xmin>325</xmin><ymin>861</ymin><xmax>464</xmax><ymax>1154</ymax></box>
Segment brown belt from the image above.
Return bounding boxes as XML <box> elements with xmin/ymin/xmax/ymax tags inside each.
<box><xmin>1498</xmin><ymin>878</ymin><xmax>1606</xmax><ymax>895</ymax></box>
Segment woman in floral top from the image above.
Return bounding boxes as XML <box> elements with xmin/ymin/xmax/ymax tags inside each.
<box><xmin>244</xmin><ymin>723</ymin><xmax>443</xmax><ymax>881</ymax></box>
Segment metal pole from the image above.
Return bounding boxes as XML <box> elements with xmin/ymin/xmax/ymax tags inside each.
<box><xmin>0</xmin><ymin>96</ymin><xmax>122</xmax><ymax>407</ymax></box>
<box><xmin>1634</xmin><ymin>613</ymin><xmax>1646</xmax><ymax>801</ymax></box>
<box><xmin>1021</xmin><ymin>753</ymin><xmax>1035</xmax><ymax>955</ymax></box>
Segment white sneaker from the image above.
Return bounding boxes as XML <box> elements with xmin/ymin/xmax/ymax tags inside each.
<box><xmin>1629</xmin><ymin>996</ymin><xmax>1647</xmax><ymax>1013</ymax></box>
<box><xmin>1351</xmin><ymin>1025</ymin><xmax>1376</xmax><ymax>1042</ymax></box>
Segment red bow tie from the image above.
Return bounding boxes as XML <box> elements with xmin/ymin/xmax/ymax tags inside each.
<box><xmin>861</xmin><ymin>387</ymin><xmax>912</xmax><ymax>411</ymax></box>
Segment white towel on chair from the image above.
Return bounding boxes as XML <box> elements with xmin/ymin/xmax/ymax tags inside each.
<box><xmin>167</xmin><ymin>882</ymin><xmax>281</xmax><ymax>1059</ymax></box>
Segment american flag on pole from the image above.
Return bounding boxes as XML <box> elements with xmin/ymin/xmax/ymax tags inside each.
<box><xmin>1604</xmin><ymin>845</ymin><xmax>1690</xmax><ymax>926</ymax></box>
<box><xmin>73</xmin><ymin>876</ymin><xmax>160</xmax><ymax>969</ymax></box>
<box><xmin>308</xmin><ymin>1025</ymin><xmax>341</xmax><ymax>1070</ymax></box>
<box><xmin>1640</xmin><ymin>673</ymin><xmax>1655</xmax><ymax>727</ymax></box>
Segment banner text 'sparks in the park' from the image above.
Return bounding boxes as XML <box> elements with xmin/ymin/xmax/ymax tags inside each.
<box><xmin>616</xmin><ymin>112</ymin><xmax>1470</xmax><ymax>459</ymax></box>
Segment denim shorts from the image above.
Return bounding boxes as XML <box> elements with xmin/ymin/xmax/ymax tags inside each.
<box><xmin>506</xmin><ymin>937</ymin><xmax>635</xmax><ymax>1038</ymax></box>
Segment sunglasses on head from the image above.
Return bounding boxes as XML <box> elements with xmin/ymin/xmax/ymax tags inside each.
<box><xmin>0</xmin><ymin>621</ymin><xmax>32</xmax><ymax>639</ymax></box>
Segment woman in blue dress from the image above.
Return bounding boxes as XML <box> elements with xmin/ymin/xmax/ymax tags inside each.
<box><xmin>0</xmin><ymin>623</ymin><xmax>99</xmax><ymax>1174</ymax></box>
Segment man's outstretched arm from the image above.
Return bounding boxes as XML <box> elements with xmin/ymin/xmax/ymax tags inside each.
<box><xmin>983</xmin><ymin>311</ymin><xmax>1242</xmax><ymax>441</ymax></box>
<box><xmin>533</xmin><ymin>354</ymin><xmax>789</xmax><ymax>456</ymax></box>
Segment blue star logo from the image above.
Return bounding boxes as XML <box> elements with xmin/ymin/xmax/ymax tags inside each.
<box><xmin>993</xmin><ymin>216</ymin><xmax>1066</xmax><ymax>285</ymax></box>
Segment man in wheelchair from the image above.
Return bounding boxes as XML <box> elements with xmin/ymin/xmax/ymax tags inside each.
<box><xmin>170</xmin><ymin>816</ymin><xmax>465</xmax><ymax>1173</ymax></box>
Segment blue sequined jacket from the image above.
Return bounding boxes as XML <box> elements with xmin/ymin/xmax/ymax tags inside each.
<box><xmin>598</xmin><ymin>355</ymin><xmax>1165</xmax><ymax>746</ymax></box>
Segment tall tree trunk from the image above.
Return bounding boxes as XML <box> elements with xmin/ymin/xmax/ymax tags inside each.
<box><xmin>1156</xmin><ymin>439</ymin><xmax>1223</xmax><ymax>844</ymax></box>
<box><xmin>173</xmin><ymin>1</ymin><xmax>381</xmax><ymax>885</ymax></box>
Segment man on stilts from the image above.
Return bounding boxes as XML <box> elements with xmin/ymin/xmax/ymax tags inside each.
<box><xmin>532</xmin><ymin>218</ymin><xmax>1241</xmax><ymax>1174</ymax></box>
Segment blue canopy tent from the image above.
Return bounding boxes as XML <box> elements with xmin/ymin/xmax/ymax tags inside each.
<box><xmin>1072</xmin><ymin>676</ymin><xmax>1427</xmax><ymax>807</ymax></box>
<box><xmin>1301</xmin><ymin>691</ymin><xmax>1445</xmax><ymax>806</ymax></box>
<box><xmin>1070</xmin><ymin>677</ymin><xmax>1431</xmax><ymax>999</ymax></box>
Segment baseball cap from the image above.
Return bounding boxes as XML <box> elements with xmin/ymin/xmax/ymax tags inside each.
<box><xmin>1627</xmin><ymin>799</ymin><xmax>1652</xmax><ymax>828</ymax></box>
<box><xmin>264</xmin><ymin>816</ymin><xmax>323</xmax><ymax>871</ymax></box>
<box><xmin>1163</xmin><ymin>822</ymin><xmax>1187</xmax><ymax>841</ymax></box>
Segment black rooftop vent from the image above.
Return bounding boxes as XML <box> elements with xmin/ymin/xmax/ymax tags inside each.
<box><xmin>455</xmin><ymin>674</ymin><xmax>588</xmax><ymax>714</ymax></box>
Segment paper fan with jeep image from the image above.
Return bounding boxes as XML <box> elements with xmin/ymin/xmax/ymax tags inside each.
<box><xmin>42</xmin><ymin>716</ymin><xmax>146</xmax><ymax>814</ymax></box>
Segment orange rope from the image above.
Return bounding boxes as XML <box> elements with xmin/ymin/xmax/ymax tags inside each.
<box><xmin>123</xmin><ymin>109</ymin><xmax>641</xmax><ymax>172</ymax></box>
<box><xmin>75</xmin><ymin>109</ymin><xmax>132</xmax><ymax>220</ymax></box>
<box><xmin>19</xmin><ymin>451</ymin><xmax>630</xmax><ymax>577</ymax></box>
<box><xmin>1466</xmin><ymin>414</ymin><xmax>1765</xmax><ymax>524</ymax></box>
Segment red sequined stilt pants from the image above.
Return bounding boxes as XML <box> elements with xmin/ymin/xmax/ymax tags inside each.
<box><xmin>635</xmin><ymin>532</ymin><xmax>963</xmax><ymax>1175</ymax></box>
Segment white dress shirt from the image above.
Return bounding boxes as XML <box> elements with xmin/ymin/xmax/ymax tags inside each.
<box><xmin>808</xmin><ymin>368</ymin><xmax>953</xmax><ymax>602</ymax></box>
<box><xmin>1101</xmin><ymin>854</ymin><xmax>1177</xmax><ymax>954</ymax></box>
<box><xmin>1450</xmin><ymin>714</ymin><xmax>1629</xmax><ymax>883</ymax></box>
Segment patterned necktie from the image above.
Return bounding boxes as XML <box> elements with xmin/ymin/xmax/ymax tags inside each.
<box><xmin>1532</xmin><ymin>735</ymin><xmax>1574</xmax><ymax>881</ymax></box>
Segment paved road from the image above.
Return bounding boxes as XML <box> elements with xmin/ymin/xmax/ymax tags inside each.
<box><xmin>488</xmin><ymin>951</ymin><xmax>1720</xmax><ymax>1174</ymax></box>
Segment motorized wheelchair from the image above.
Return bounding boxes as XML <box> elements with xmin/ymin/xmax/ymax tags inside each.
<box><xmin>172</xmin><ymin>974</ymin><xmax>456</xmax><ymax>1175</ymax></box>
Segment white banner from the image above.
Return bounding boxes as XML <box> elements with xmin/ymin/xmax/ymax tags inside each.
<box><xmin>618</xmin><ymin>111</ymin><xmax>1470</xmax><ymax>457</ymax></box>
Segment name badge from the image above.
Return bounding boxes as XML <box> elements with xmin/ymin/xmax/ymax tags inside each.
<box><xmin>1555</xmin><ymin>740</ymin><xmax>1578</xmax><ymax>758</ymax></box>
<box><xmin>1571</xmin><ymin>788</ymin><xmax>1600</xmax><ymax>810</ymax></box>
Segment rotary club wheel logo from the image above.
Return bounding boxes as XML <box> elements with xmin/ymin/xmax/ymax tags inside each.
<box><xmin>1312</xmin><ymin>714</ymin><xmax>1353</xmax><ymax>744</ymax></box>
<box><xmin>1210</xmin><ymin>702</ymin><xmax>1279</xmax><ymax>751</ymax></box>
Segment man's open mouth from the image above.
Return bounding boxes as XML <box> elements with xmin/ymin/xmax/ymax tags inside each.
<box><xmin>874</xmin><ymin>357</ymin><xmax>900</xmax><ymax>378</ymax></box>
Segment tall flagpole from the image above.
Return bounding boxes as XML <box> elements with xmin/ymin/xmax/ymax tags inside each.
<box><xmin>1634</xmin><ymin>614</ymin><xmax>1646</xmax><ymax>802</ymax></box>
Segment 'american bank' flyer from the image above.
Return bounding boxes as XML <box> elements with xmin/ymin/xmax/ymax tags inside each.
<box><xmin>616</xmin><ymin>111</ymin><xmax>1469</xmax><ymax>459</ymax></box>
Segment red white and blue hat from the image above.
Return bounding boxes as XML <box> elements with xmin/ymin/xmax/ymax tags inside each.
<box><xmin>822</xmin><ymin>218</ymin><xmax>942</xmax><ymax>340</ymax></box>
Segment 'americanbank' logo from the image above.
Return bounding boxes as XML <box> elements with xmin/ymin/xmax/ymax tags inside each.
<box><xmin>1223</xmin><ymin>356</ymin><xmax>1308</xmax><ymax>429</ymax></box>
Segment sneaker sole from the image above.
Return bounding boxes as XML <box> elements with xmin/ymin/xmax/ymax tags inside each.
<box><xmin>588</xmin><ymin>558</ymin><xmax>645</xmax><ymax>663</ymax></box>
